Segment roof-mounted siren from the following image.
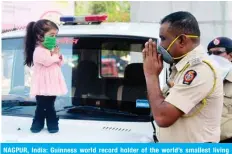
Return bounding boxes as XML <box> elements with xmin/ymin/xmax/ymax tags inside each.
<box><xmin>60</xmin><ymin>15</ymin><xmax>108</xmax><ymax>25</ymax></box>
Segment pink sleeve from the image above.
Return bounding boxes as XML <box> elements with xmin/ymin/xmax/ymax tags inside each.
<box><xmin>34</xmin><ymin>47</ymin><xmax>60</xmax><ymax>67</ymax></box>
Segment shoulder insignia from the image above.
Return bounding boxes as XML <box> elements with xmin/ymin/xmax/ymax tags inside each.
<box><xmin>183</xmin><ymin>70</ymin><xmax>197</xmax><ymax>85</ymax></box>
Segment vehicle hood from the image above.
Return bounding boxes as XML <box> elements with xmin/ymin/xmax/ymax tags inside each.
<box><xmin>2</xmin><ymin>116</ymin><xmax>155</xmax><ymax>143</ymax></box>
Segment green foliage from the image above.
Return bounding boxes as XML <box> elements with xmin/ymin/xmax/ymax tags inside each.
<box><xmin>74</xmin><ymin>1</ymin><xmax>90</xmax><ymax>16</ymax></box>
<box><xmin>75</xmin><ymin>1</ymin><xmax>130</xmax><ymax>22</ymax></box>
<box><xmin>89</xmin><ymin>2</ymin><xmax>106</xmax><ymax>14</ymax></box>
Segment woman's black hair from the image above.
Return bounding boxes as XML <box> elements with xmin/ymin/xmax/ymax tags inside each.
<box><xmin>24</xmin><ymin>19</ymin><xmax>59</xmax><ymax>67</ymax></box>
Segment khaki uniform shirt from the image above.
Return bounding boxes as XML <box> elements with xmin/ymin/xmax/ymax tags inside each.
<box><xmin>221</xmin><ymin>69</ymin><xmax>232</xmax><ymax>141</ymax></box>
<box><xmin>157</xmin><ymin>45</ymin><xmax>224</xmax><ymax>142</ymax></box>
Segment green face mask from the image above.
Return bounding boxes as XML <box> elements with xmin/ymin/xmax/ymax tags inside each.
<box><xmin>42</xmin><ymin>36</ymin><xmax>56</xmax><ymax>50</ymax></box>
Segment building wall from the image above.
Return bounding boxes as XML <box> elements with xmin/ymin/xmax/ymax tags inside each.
<box><xmin>2</xmin><ymin>1</ymin><xmax>75</xmax><ymax>30</ymax></box>
<box><xmin>130</xmin><ymin>1</ymin><xmax>232</xmax><ymax>48</ymax></box>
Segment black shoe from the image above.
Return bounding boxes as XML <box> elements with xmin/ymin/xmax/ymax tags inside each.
<box><xmin>30</xmin><ymin>117</ymin><xmax>45</xmax><ymax>133</ymax></box>
<box><xmin>46</xmin><ymin>116</ymin><xmax>59</xmax><ymax>133</ymax></box>
<box><xmin>30</xmin><ymin>108</ymin><xmax>45</xmax><ymax>133</ymax></box>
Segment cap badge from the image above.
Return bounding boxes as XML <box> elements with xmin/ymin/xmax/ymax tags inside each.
<box><xmin>213</xmin><ymin>38</ymin><xmax>220</xmax><ymax>45</ymax></box>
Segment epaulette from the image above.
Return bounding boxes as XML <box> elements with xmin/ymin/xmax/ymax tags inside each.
<box><xmin>188</xmin><ymin>57</ymin><xmax>203</xmax><ymax>67</ymax></box>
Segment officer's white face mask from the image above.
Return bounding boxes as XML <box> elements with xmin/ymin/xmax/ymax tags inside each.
<box><xmin>210</xmin><ymin>55</ymin><xmax>232</xmax><ymax>80</ymax></box>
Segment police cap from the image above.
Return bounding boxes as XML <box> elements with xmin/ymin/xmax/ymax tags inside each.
<box><xmin>207</xmin><ymin>37</ymin><xmax>232</xmax><ymax>53</ymax></box>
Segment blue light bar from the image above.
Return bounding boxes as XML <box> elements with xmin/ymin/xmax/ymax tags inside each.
<box><xmin>60</xmin><ymin>16</ymin><xmax>76</xmax><ymax>22</ymax></box>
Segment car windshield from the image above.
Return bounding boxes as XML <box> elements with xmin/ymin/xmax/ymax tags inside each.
<box><xmin>2</xmin><ymin>35</ymin><xmax>165</xmax><ymax>122</ymax></box>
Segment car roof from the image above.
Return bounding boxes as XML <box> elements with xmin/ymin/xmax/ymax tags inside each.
<box><xmin>2</xmin><ymin>22</ymin><xmax>160</xmax><ymax>39</ymax></box>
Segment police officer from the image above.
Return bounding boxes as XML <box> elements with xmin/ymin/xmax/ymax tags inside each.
<box><xmin>142</xmin><ymin>11</ymin><xmax>224</xmax><ymax>142</ymax></box>
<box><xmin>208</xmin><ymin>37</ymin><xmax>232</xmax><ymax>143</ymax></box>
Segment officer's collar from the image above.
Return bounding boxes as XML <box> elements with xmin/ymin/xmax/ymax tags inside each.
<box><xmin>175</xmin><ymin>45</ymin><xmax>205</xmax><ymax>72</ymax></box>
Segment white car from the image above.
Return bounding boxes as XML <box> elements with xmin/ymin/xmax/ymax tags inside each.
<box><xmin>1</xmin><ymin>15</ymin><xmax>167</xmax><ymax>143</ymax></box>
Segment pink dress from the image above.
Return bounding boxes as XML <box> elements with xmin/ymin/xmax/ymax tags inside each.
<box><xmin>30</xmin><ymin>46</ymin><xmax>68</xmax><ymax>96</ymax></box>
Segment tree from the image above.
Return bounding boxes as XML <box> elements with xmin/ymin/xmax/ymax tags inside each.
<box><xmin>89</xmin><ymin>2</ymin><xmax>106</xmax><ymax>14</ymax></box>
<box><xmin>74</xmin><ymin>1</ymin><xmax>90</xmax><ymax>16</ymax></box>
<box><xmin>75</xmin><ymin>1</ymin><xmax>130</xmax><ymax>22</ymax></box>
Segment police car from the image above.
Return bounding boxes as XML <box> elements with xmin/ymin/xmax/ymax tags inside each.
<box><xmin>2</xmin><ymin>15</ymin><xmax>167</xmax><ymax>143</ymax></box>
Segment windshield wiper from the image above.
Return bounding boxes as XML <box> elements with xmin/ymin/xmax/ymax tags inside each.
<box><xmin>2</xmin><ymin>99</ymin><xmax>36</xmax><ymax>107</ymax></box>
<box><xmin>2</xmin><ymin>100</ymin><xmax>36</xmax><ymax>107</ymax></box>
<box><xmin>58</xmin><ymin>105</ymin><xmax>139</xmax><ymax>117</ymax></box>
<box><xmin>2</xmin><ymin>96</ymin><xmax>37</xmax><ymax>112</ymax></box>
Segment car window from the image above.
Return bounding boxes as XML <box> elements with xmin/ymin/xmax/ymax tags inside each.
<box><xmin>101</xmin><ymin>41</ymin><xmax>144</xmax><ymax>78</ymax></box>
<box><xmin>2</xmin><ymin>35</ymin><xmax>165</xmax><ymax>120</ymax></box>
